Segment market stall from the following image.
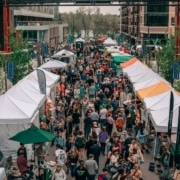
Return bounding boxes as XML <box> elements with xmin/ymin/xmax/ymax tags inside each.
<box><xmin>0</xmin><ymin>94</ymin><xmax>39</xmax><ymax>160</ymax></box>
<box><xmin>103</xmin><ymin>37</ymin><xmax>118</xmax><ymax>46</ymax></box>
<box><xmin>133</xmin><ymin>76</ymin><xmax>170</xmax><ymax>91</ymax></box>
<box><xmin>40</xmin><ymin>60</ymin><xmax>67</xmax><ymax>69</ymax></box>
<box><xmin>120</xmin><ymin>57</ymin><xmax>138</xmax><ymax>68</ymax></box>
<box><xmin>136</xmin><ymin>81</ymin><xmax>172</xmax><ymax>102</ymax></box>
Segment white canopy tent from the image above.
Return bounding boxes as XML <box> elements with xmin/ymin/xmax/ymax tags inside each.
<box><xmin>0</xmin><ymin>94</ymin><xmax>38</xmax><ymax>124</ymax></box>
<box><xmin>40</xmin><ymin>60</ymin><xmax>67</xmax><ymax>69</ymax></box>
<box><xmin>0</xmin><ymin>94</ymin><xmax>39</xmax><ymax>159</ymax></box>
<box><xmin>103</xmin><ymin>38</ymin><xmax>118</xmax><ymax>46</ymax></box>
<box><xmin>123</xmin><ymin>61</ymin><xmax>145</xmax><ymax>74</ymax></box>
<box><xmin>75</xmin><ymin>38</ymin><xmax>85</xmax><ymax>42</ymax></box>
<box><xmin>26</xmin><ymin>69</ymin><xmax>60</xmax><ymax>88</ymax></box>
<box><xmin>129</xmin><ymin>68</ymin><xmax>154</xmax><ymax>83</ymax></box>
<box><xmin>52</xmin><ymin>49</ymin><xmax>74</xmax><ymax>59</ymax></box>
<box><xmin>149</xmin><ymin>105</ymin><xmax>180</xmax><ymax>132</ymax></box>
<box><xmin>133</xmin><ymin>76</ymin><xmax>170</xmax><ymax>91</ymax></box>
<box><xmin>6</xmin><ymin>80</ymin><xmax>47</xmax><ymax>107</ymax></box>
<box><xmin>144</xmin><ymin>90</ymin><xmax>180</xmax><ymax>111</ymax></box>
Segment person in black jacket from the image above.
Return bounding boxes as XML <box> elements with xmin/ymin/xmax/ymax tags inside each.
<box><xmin>84</xmin><ymin>112</ymin><xmax>92</xmax><ymax>139</ymax></box>
<box><xmin>90</xmin><ymin>140</ymin><xmax>101</xmax><ymax>165</ymax></box>
<box><xmin>85</xmin><ymin>135</ymin><xmax>94</xmax><ymax>158</ymax></box>
<box><xmin>17</xmin><ymin>143</ymin><xmax>27</xmax><ymax>160</ymax></box>
<box><xmin>74</xmin><ymin>160</ymin><xmax>88</xmax><ymax>180</ymax></box>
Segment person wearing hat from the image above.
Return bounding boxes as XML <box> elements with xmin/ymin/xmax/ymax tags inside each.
<box><xmin>74</xmin><ymin>160</ymin><xmax>88</xmax><ymax>180</ymax></box>
<box><xmin>52</xmin><ymin>163</ymin><xmax>66</xmax><ymax>180</ymax></box>
<box><xmin>85</xmin><ymin>154</ymin><xmax>98</xmax><ymax>180</ymax></box>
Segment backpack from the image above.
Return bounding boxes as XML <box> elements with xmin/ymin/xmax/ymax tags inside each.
<box><xmin>75</xmin><ymin>136</ymin><xmax>86</xmax><ymax>148</ymax></box>
<box><xmin>98</xmin><ymin>174</ymin><xmax>107</xmax><ymax>180</ymax></box>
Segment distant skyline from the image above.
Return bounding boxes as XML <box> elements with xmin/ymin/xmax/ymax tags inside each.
<box><xmin>59</xmin><ymin>6</ymin><xmax>120</xmax><ymax>15</ymax></box>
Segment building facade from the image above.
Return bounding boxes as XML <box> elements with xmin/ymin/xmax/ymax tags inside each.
<box><xmin>120</xmin><ymin>1</ymin><xmax>175</xmax><ymax>45</ymax></box>
<box><xmin>13</xmin><ymin>5</ymin><xmax>68</xmax><ymax>47</ymax></box>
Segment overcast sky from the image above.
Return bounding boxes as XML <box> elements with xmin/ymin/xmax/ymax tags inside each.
<box><xmin>59</xmin><ymin>6</ymin><xmax>120</xmax><ymax>15</ymax></box>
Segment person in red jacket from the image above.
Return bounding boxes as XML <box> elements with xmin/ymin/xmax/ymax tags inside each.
<box><xmin>17</xmin><ymin>151</ymin><xmax>34</xmax><ymax>179</ymax></box>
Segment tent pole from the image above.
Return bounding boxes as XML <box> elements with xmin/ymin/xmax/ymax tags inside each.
<box><xmin>153</xmin><ymin>131</ymin><xmax>157</xmax><ymax>162</ymax></box>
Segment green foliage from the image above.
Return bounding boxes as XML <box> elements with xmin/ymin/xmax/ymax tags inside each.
<box><xmin>175</xmin><ymin>81</ymin><xmax>180</xmax><ymax>92</ymax></box>
<box><xmin>156</xmin><ymin>35</ymin><xmax>175</xmax><ymax>82</ymax></box>
<box><xmin>61</xmin><ymin>7</ymin><xmax>120</xmax><ymax>37</ymax></box>
<box><xmin>9</xmin><ymin>32</ymin><xmax>31</xmax><ymax>85</ymax></box>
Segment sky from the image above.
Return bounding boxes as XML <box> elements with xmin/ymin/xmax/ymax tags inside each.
<box><xmin>59</xmin><ymin>6</ymin><xmax>120</xmax><ymax>15</ymax></box>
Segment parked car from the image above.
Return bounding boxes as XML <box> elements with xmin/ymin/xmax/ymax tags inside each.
<box><xmin>0</xmin><ymin>151</ymin><xmax>7</xmax><ymax>169</ymax></box>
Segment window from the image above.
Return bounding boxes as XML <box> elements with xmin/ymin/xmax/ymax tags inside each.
<box><xmin>171</xmin><ymin>17</ymin><xmax>175</xmax><ymax>26</ymax></box>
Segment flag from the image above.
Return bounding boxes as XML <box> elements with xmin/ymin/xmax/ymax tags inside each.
<box><xmin>168</xmin><ymin>91</ymin><xmax>174</xmax><ymax>138</ymax></box>
<box><xmin>36</xmin><ymin>69</ymin><xmax>46</xmax><ymax>95</ymax></box>
<box><xmin>175</xmin><ymin>107</ymin><xmax>180</xmax><ymax>164</ymax></box>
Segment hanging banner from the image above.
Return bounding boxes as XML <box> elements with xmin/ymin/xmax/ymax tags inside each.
<box><xmin>36</xmin><ymin>69</ymin><xmax>46</xmax><ymax>95</ymax></box>
<box><xmin>168</xmin><ymin>91</ymin><xmax>174</xmax><ymax>138</ymax></box>
<box><xmin>7</xmin><ymin>61</ymin><xmax>15</xmax><ymax>79</ymax></box>
<box><xmin>175</xmin><ymin>107</ymin><xmax>180</xmax><ymax>164</ymax></box>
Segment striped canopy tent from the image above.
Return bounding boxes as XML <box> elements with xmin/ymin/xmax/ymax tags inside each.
<box><xmin>136</xmin><ymin>81</ymin><xmax>172</xmax><ymax>102</ymax></box>
<box><xmin>120</xmin><ymin>57</ymin><xmax>138</xmax><ymax>68</ymax></box>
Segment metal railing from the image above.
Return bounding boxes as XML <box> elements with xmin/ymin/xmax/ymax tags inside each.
<box><xmin>15</xmin><ymin>21</ymin><xmax>60</xmax><ymax>27</ymax></box>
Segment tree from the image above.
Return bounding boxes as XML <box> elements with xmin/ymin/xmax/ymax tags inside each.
<box><xmin>9</xmin><ymin>32</ymin><xmax>32</xmax><ymax>85</ymax></box>
<box><xmin>156</xmin><ymin>35</ymin><xmax>175</xmax><ymax>83</ymax></box>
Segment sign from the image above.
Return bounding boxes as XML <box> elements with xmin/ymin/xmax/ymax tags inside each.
<box><xmin>36</xmin><ymin>69</ymin><xmax>46</xmax><ymax>95</ymax></box>
<box><xmin>172</xmin><ymin>62</ymin><xmax>180</xmax><ymax>79</ymax></box>
<box><xmin>168</xmin><ymin>91</ymin><xmax>174</xmax><ymax>138</ymax></box>
<box><xmin>175</xmin><ymin>107</ymin><xmax>180</xmax><ymax>164</ymax></box>
<box><xmin>7</xmin><ymin>61</ymin><xmax>15</xmax><ymax>79</ymax></box>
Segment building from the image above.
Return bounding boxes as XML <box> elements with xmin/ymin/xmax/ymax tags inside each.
<box><xmin>13</xmin><ymin>5</ymin><xmax>68</xmax><ymax>47</ymax></box>
<box><xmin>121</xmin><ymin>1</ymin><xmax>175</xmax><ymax>45</ymax></box>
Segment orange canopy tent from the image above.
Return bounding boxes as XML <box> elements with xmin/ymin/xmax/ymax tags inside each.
<box><xmin>136</xmin><ymin>81</ymin><xmax>171</xmax><ymax>102</ymax></box>
<box><xmin>120</xmin><ymin>57</ymin><xmax>138</xmax><ymax>68</ymax></box>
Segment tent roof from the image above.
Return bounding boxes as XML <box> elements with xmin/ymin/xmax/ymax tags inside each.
<box><xmin>125</xmin><ymin>63</ymin><xmax>149</xmax><ymax>78</ymax></box>
<box><xmin>103</xmin><ymin>38</ymin><xmax>117</xmax><ymax>46</ymax></box>
<box><xmin>133</xmin><ymin>76</ymin><xmax>170</xmax><ymax>91</ymax></box>
<box><xmin>136</xmin><ymin>81</ymin><xmax>171</xmax><ymax>101</ymax></box>
<box><xmin>149</xmin><ymin>105</ymin><xmax>179</xmax><ymax>132</ymax></box>
<box><xmin>0</xmin><ymin>94</ymin><xmax>38</xmax><ymax>124</ymax></box>
<box><xmin>123</xmin><ymin>61</ymin><xmax>145</xmax><ymax>74</ymax></box>
<box><xmin>120</xmin><ymin>57</ymin><xmax>138</xmax><ymax>68</ymax></box>
<box><xmin>26</xmin><ymin>69</ymin><xmax>59</xmax><ymax>88</ymax></box>
<box><xmin>52</xmin><ymin>49</ymin><xmax>74</xmax><ymax>58</ymax></box>
<box><xmin>6</xmin><ymin>80</ymin><xmax>46</xmax><ymax>107</ymax></box>
<box><xmin>19</xmin><ymin>78</ymin><xmax>50</xmax><ymax>96</ymax></box>
<box><xmin>40</xmin><ymin>60</ymin><xmax>67</xmax><ymax>69</ymax></box>
<box><xmin>75</xmin><ymin>38</ymin><xmax>85</xmax><ymax>42</ymax></box>
<box><xmin>144</xmin><ymin>90</ymin><xmax>180</xmax><ymax>111</ymax></box>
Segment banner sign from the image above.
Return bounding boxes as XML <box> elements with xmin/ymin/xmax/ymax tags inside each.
<box><xmin>168</xmin><ymin>91</ymin><xmax>174</xmax><ymax>138</ymax></box>
<box><xmin>175</xmin><ymin>107</ymin><xmax>180</xmax><ymax>164</ymax></box>
<box><xmin>172</xmin><ymin>62</ymin><xmax>179</xmax><ymax>79</ymax></box>
<box><xmin>7</xmin><ymin>61</ymin><xmax>15</xmax><ymax>79</ymax></box>
<box><xmin>36</xmin><ymin>69</ymin><xmax>46</xmax><ymax>95</ymax></box>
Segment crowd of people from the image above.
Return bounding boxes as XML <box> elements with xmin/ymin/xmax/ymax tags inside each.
<box><xmin>15</xmin><ymin>44</ymin><xmax>148</xmax><ymax>180</ymax></box>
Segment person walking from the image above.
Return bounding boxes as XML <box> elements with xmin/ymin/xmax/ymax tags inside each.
<box><xmin>75</xmin><ymin>130</ymin><xmax>86</xmax><ymax>160</ymax></box>
<box><xmin>90</xmin><ymin>140</ymin><xmax>101</xmax><ymax>165</ymax></box>
<box><xmin>85</xmin><ymin>135</ymin><xmax>94</xmax><ymax>158</ymax></box>
<box><xmin>55</xmin><ymin>144</ymin><xmax>67</xmax><ymax>166</ymax></box>
<box><xmin>67</xmin><ymin>147</ymin><xmax>79</xmax><ymax>177</ymax></box>
<box><xmin>74</xmin><ymin>160</ymin><xmax>88</xmax><ymax>180</ymax></box>
<box><xmin>52</xmin><ymin>163</ymin><xmax>67</xmax><ymax>180</ymax></box>
<box><xmin>85</xmin><ymin>154</ymin><xmax>98</xmax><ymax>180</ymax></box>
<box><xmin>90</xmin><ymin>108</ymin><xmax>99</xmax><ymax>123</ymax></box>
<box><xmin>84</xmin><ymin>112</ymin><xmax>92</xmax><ymax>139</ymax></box>
<box><xmin>99</xmin><ymin>105</ymin><xmax>107</xmax><ymax>128</ymax></box>
<box><xmin>99</xmin><ymin>126</ymin><xmax>109</xmax><ymax>155</ymax></box>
